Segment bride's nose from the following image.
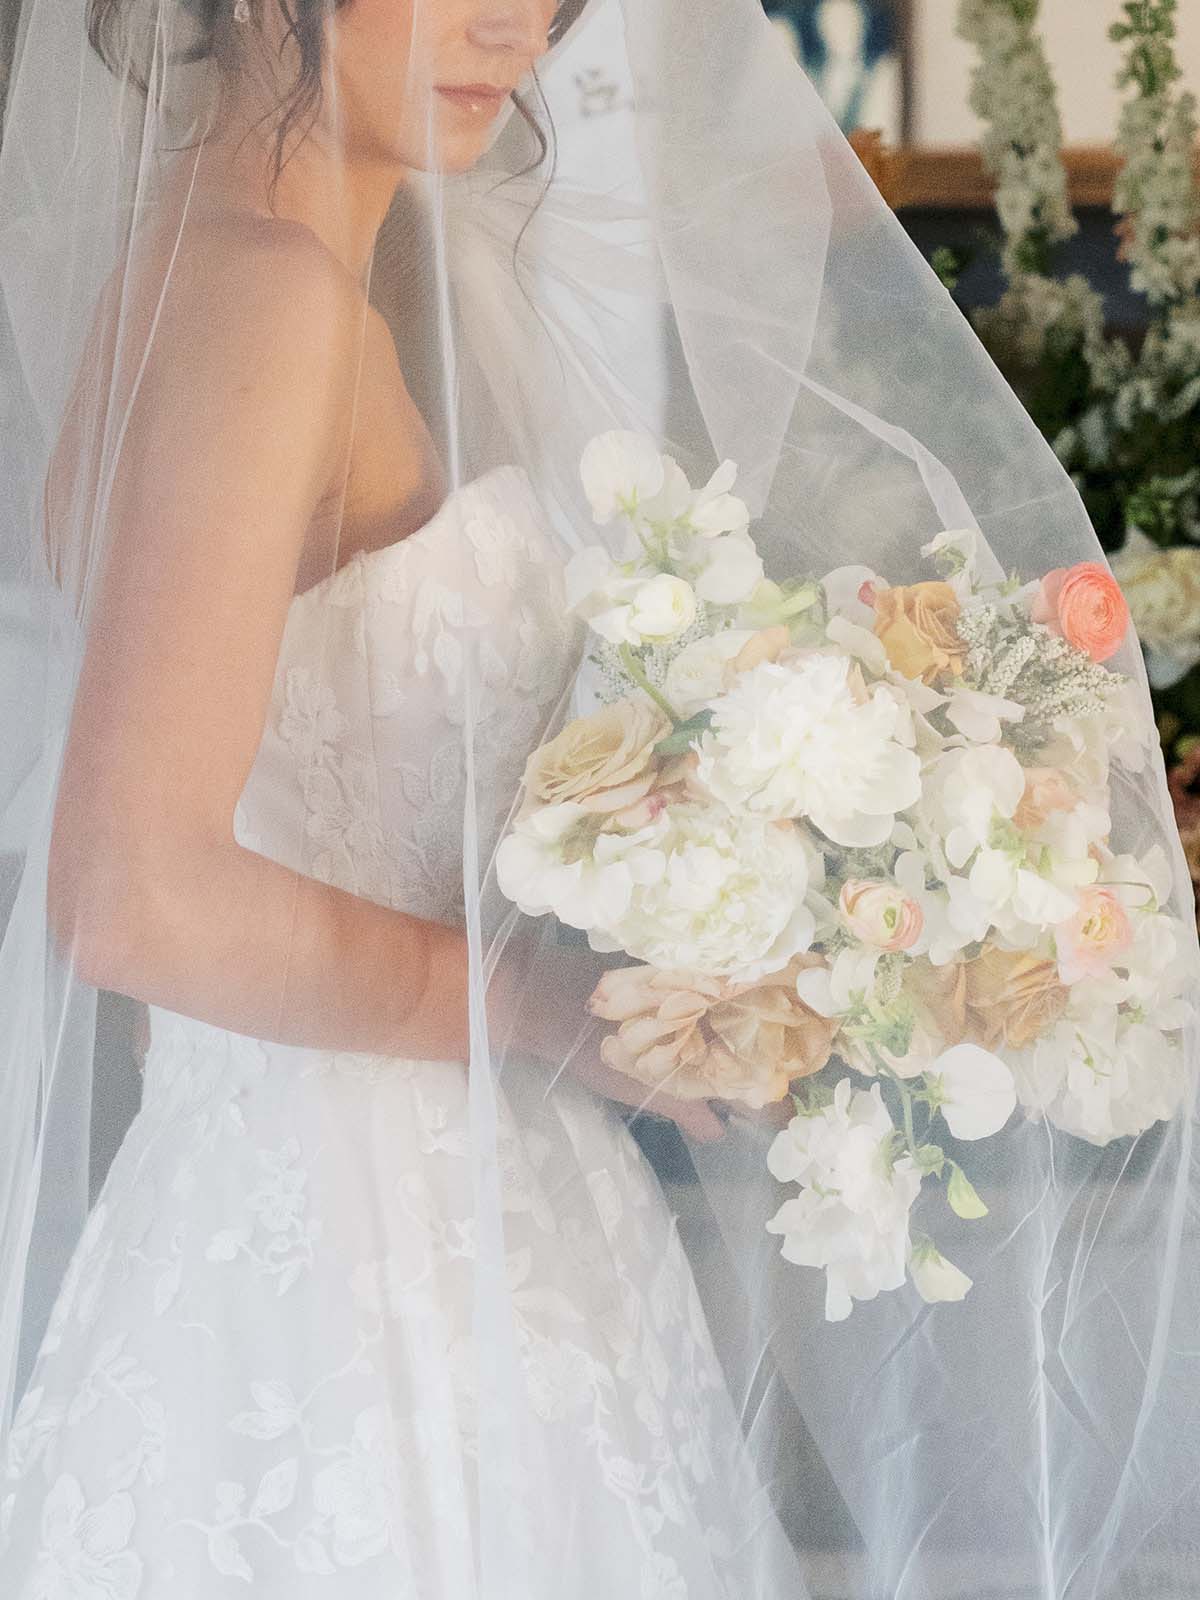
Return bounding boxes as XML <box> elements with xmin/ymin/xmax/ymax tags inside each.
<box><xmin>466</xmin><ymin>3</ymin><xmax>551</xmax><ymax>61</ymax></box>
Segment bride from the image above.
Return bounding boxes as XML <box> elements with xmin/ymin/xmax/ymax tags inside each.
<box><xmin>1</xmin><ymin>0</ymin><xmax>1198</xmax><ymax>1595</ymax></box>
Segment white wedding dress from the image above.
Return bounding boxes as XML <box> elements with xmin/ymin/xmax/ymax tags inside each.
<box><xmin>0</xmin><ymin>467</ymin><xmax>806</xmax><ymax>1598</ymax></box>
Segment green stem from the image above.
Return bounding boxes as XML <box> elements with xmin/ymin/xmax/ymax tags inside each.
<box><xmin>618</xmin><ymin>642</ymin><xmax>683</xmax><ymax>724</ymax></box>
<box><xmin>878</xmin><ymin>1060</ymin><xmax>920</xmax><ymax>1162</ymax></box>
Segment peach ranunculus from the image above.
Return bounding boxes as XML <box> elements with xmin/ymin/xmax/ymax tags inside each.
<box><xmin>519</xmin><ymin>698</ymin><xmax>671</xmax><ymax>819</ymax></box>
<box><xmin>588</xmin><ymin>955</ymin><xmax>837</xmax><ymax>1110</ymax></box>
<box><xmin>839</xmin><ymin>879</ymin><xmax>924</xmax><ymax>952</ymax></box>
<box><xmin>963</xmin><ymin>946</ymin><xmax>1070</xmax><ymax>1051</ymax></box>
<box><xmin>1031</xmin><ymin>562</ymin><xmax>1130</xmax><ymax>663</ymax></box>
<box><xmin>1013</xmin><ymin>767</ymin><xmax>1078</xmax><ymax>832</ymax></box>
<box><xmin>872</xmin><ymin>581</ymin><xmax>967</xmax><ymax>684</ymax></box>
<box><xmin>1055</xmin><ymin>886</ymin><xmax>1134</xmax><ymax>984</ymax></box>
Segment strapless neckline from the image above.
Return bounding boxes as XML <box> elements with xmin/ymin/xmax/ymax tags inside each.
<box><xmin>291</xmin><ymin>463</ymin><xmax>533</xmax><ymax>612</ymax></box>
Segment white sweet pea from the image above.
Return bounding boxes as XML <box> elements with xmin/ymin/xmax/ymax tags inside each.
<box><xmin>822</xmin><ymin>565</ymin><xmax>881</xmax><ymax>626</ymax></box>
<box><xmin>929</xmin><ymin>1043</ymin><xmax>1016</xmax><ymax>1141</ymax></box>
<box><xmin>1012</xmin><ymin>1014</ymin><xmax>1188</xmax><ymax>1145</ymax></box>
<box><xmin>795</xmin><ymin>946</ymin><xmax>881</xmax><ymax>1018</ymax></box>
<box><xmin>909</xmin><ymin>1240</ymin><xmax>973</xmax><ymax>1305</ymax></box>
<box><xmin>922</xmin><ymin>745</ymin><xmax>1026</xmax><ymax>869</ymax></box>
<box><xmin>495</xmin><ymin>803</ymin><xmax>665</xmax><ymax>933</ymax></box>
<box><xmin>966</xmin><ymin>849</ymin><xmax>1080</xmax><ymax>932</ymax></box>
<box><xmin>825</xmin><ymin>613</ymin><xmax>889</xmax><ymax>675</ymax></box>
<box><xmin>696</xmin><ymin>654</ymin><xmax>922</xmax><ymax>846</ymax></box>
<box><xmin>627</xmin><ymin>573</ymin><xmax>698</xmax><ymax>642</ymax></box>
<box><xmin>766</xmin><ymin>1080</ymin><xmax>921</xmax><ymax>1322</ymax></box>
<box><xmin>564</xmin><ymin>544</ymin><xmax>622</xmax><ymax>613</ymax></box>
<box><xmin>920</xmin><ymin>526</ymin><xmax>981</xmax><ymax>584</ymax></box>
<box><xmin>580</xmin><ymin>431</ymin><xmax>665</xmax><ymax>524</ymax></box>
<box><xmin>685</xmin><ymin>459</ymin><xmax>750</xmax><ymax>537</ymax></box>
<box><xmin>943</xmin><ymin>686</ymin><xmax>1025</xmax><ymax>744</ymax></box>
<box><xmin>690</xmin><ymin>531</ymin><xmax>764</xmax><ymax>604</ymax></box>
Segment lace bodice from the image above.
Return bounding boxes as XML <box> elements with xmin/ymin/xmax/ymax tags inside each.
<box><xmin>233</xmin><ymin>465</ymin><xmax>583</xmax><ymax>926</ymax></box>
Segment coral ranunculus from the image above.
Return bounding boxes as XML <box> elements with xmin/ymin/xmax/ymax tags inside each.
<box><xmin>1031</xmin><ymin>563</ymin><xmax>1130</xmax><ymax>662</ymax></box>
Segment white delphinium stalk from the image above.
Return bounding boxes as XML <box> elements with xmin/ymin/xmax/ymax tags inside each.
<box><xmin>1110</xmin><ymin>0</ymin><xmax>1200</xmax><ymax>311</ymax></box>
<box><xmin>956</xmin><ymin>0</ymin><xmax>1077</xmax><ymax>279</ymax></box>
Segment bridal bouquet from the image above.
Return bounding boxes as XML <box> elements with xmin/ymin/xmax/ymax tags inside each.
<box><xmin>496</xmin><ymin>432</ymin><xmax>1196</xmax><ymax>1322</ymax></box>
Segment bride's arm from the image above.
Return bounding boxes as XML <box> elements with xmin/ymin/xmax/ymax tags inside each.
<box><xmin>43</xmin><ymin>226</ymin><xmax>726</xmax><ymax>1139</ymax></box>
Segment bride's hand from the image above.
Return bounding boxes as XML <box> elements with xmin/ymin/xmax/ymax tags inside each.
<box><xmin>559</xmin><ymin>1045</ymin><xmax>729</xmax><ymax>1144</ymax></box>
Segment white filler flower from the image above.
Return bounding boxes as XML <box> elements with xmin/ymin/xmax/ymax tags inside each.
<box><xmin>696</xmin><ymin>654</ymin><xmax>922</xmax><ymax>846</ymax></box>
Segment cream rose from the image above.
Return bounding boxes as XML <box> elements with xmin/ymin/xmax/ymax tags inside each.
<box><xmin>964</xmin><ymin>946</ymin><xmax>1070</xmax><ymax>1051</ymax></box>
<box><xmin>590</xmin><ymin>954</ymin><xmax>837</xmax><ymax>1109</ymax></box>
<box><xmin>520</xmin><ymin>699</ymin><xmax>671</xmax><ymax>818</ymax></box>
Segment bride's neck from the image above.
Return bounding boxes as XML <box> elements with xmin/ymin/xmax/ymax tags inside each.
<box><xmin>183</xmin><ymin>97</ymin><xmax>408</xmax><ymax>286</ymax></box>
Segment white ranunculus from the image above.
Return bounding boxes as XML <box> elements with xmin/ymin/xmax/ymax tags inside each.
<box><xmin>921</xmin><ymin>745</ymin><xmax>1026</xmax><ymax>869</ymax></box>
<box><xmin>695</xmin><ymin>654</ymin><xmax>922</xmax><ymax>847</ymax></box>
<box><xmin>929</xmin><ymin>1043</ymin><xmax>1016</xmax><ymax>1141</ymax></box>
<box><xmin>766</xmin><ymin>1080</ymin><xmax>921</xmax><ymax>1322</ymax></box>
<box><xmin>663</xmin><ymin>629</ymin><xmax>758</xmax><ymax>716</ymax></box>
<box><xmin>627</xmin><ymin>573</ymin><xmax>698</xmax><ymax>643</ymax></box>
<box><xmin>580</xmin><ymin>431</ymin><xmax>666</xmax><ymax>524</ymax></box>
<box><xmin>610</xmin><ymin>804</ymin><xmax>814</xmax><ymax>978</ymax></box>
<box><xmin>692</xmin><ymin>531</ymin><xmax>764</xmax><ymax>604</ymax></box>
<box><xmin>495</xmin><ymin>803</ymin><xmax>665</xmax><ymax>933</ymax></box>
<box><xmin>909</xmin><ymin>1241</ymin><xmax>973</xmax><ymax>1305</ymax></box>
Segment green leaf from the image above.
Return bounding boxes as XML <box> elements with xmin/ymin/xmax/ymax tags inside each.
<box><xmin>653</xmin><ymin>710</ymin><xmax>713</xmax><ymax>756</ymax></box>
<box><xmin>947</xmin><ymin>1162</ymin><xmax>989</xmax><ymax>1220</ymax></box>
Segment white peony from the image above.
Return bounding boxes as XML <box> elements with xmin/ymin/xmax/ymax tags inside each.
<box><xmin>602</xmin><ymin>803</ymin><xmax>815</xmax><ymax>979</ymax></box>
<box><xmin>664</xmin><ymin>629</ymin><xmax>758</xmax><ymax>716</ymax></box>
<box><xmin>766</xmin><ymin>1080</ymin><xmax>921</xmax><ymax>1322</ymax></box>
<box><xmin>495</xmin><ymin>802</ymin><xmax>665</xmax><ymax>933</ymax></box>
<box><xmin>695</xmin><ymin>653</ymin><xmax>922</xmax><ymax>847</ymax></box>
<box><xmin>928</xmin><ymin>1043</ymin><xmax>1016</xmax><ymax>1141</ymax></box>
<box><xmin>580</xmin><ymin>431</ymin><xmax>666</xmax><ymax>524</ymax></box>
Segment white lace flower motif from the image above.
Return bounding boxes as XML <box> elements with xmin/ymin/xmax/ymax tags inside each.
<box><xmin>312</xmin><ymin>1406</ymin><xmax>402</xmax><ymax>1568</ymax></box>
<box><xmin>31</xmin><ymin>1474</ymin><xmax>142</xmax><ymax>1600</ymax></box>
<box><xmin>695</xmin><ymin>653</ymin><xmax>922</xmax><ymax>846</ymax></box>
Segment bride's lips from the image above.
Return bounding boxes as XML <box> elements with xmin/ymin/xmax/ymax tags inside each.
<box><xmin>435</xmin><ymin>84</ymin><xmax>511</xmax><ymax>117</ymax></box>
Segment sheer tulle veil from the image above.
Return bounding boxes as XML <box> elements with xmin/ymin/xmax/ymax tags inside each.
<box><xmin>1</xmin><ymin>0</ymin><xmax>1199</xmax><ymax>1593</ymax></box>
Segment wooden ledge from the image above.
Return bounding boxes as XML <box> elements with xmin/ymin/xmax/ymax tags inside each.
<box><xmin>849</xmin><ymin>131</ymin><xmax>1200</xmax><ymax>212</ymax></box>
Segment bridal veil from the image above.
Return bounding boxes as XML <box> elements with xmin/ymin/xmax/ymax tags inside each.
<box><xmin>1</xmin><ymin>0</ymin><xmax>1198</xmax><ymax>1592</ymax></box>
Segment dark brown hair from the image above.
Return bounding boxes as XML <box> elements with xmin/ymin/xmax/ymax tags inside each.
<box><xmin>86</xmin><ymin>0</ymin><xmax>579</xmax><ymax>197</ymax></box>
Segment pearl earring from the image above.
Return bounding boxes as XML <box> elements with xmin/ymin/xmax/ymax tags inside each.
<box><xmin>233</xmin><ymin>0</ymin><xmax>250</xmax><ymax>21</ymax></box>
